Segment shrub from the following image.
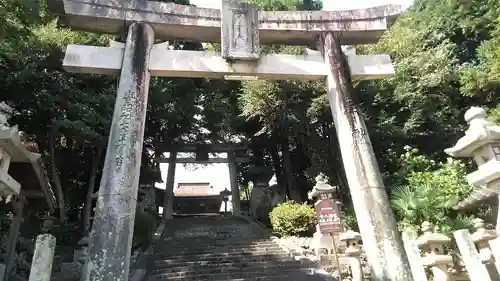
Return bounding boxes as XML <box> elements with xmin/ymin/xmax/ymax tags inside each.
<box><xmin>132</xmin><ymin>210</ymin><xmax>158</xmax><ymax>250</ymax></box>
<box><xmin>269</xmin><ymin>201</ymin><xmax>317</xmax><ymax>237</ymax></box>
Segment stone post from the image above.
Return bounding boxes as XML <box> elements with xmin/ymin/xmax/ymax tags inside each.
<box><xmin>162</xmin><ymin>151</ymin><xmax>177</xmax><ymax>221</ymax></box>
<box><xmin>416</xmin><ymin>222</ymin><xmax>454</xmax><ymax>281</ymax></box>
<box><xmin>84</xmin><ymin>22</ymin><xmax>154</xmax><ymax>281</ymax></box>
<box><xmin>318</xmin><ymin>32</ymin><xmax>413</xmax><ymax>280</ymax></box>
<box><xmin>401</xmin><ymin>230</ymin><xmax>428</xmax><ymax>281</ymax></box>
<box><xmin>28</xmin><ymin>216</ymin><xmax>57</xmax><ymax>281</ymax></box>
<box><xmin>3</xmin><ymin>197</ymin><xmax>24</xmax><ymax>281</ymax></box>
<box><xmin>76</xmin><ymin>235</ymin><xmax>89</xmax><ymax>279</ymax></box>
<box><xmin>454</xmin><ymin>228</ymin><xmax>492</xmax><ymax>281</ymax></box>
<box><xmin>227</xmin><ymin>150</ymin><xmax>241</xmax><ymax>216</ymax></box>
<box><xmin>28</xmin><ymin>235</ymin><xmax>56</xmax><ymax>281</ymax></box>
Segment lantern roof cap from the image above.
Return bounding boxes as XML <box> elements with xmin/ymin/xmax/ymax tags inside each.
<box><xmin>445</xmin><ymin>107</ymin><xmax>500</xmax><ymax>158</ymax></box>
<box><xmin>308</xmin><ymin>174</ymin><xmax>337</xmax><ymax>199</ymax></box>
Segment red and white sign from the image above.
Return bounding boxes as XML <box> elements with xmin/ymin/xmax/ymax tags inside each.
<box><xmin>315</xmin><ymin>194</ymin><xmax>343</xmax><ymax>233</ymax></box>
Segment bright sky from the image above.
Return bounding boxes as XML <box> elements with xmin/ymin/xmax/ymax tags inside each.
<box><xmin>189</xmin><ymin>0</ymin><xmax>414</xmax><ymax>10</ymax></box>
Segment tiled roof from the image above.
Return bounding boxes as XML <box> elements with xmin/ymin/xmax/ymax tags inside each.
<box><xmin>174</xmin><ymin>182</ymin><xmax>216</xmax><ymax>197</ymax></box>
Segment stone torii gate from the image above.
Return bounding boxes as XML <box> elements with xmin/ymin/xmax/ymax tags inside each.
<box><xmin>49</xmin><ymin>0</ymin><xmax>413</xmax><ymax>281</ymax></box>
<box><xmin>157</xmin><ymin>143</ymin><xmax>249</xmax><ymax>218</ymax></box>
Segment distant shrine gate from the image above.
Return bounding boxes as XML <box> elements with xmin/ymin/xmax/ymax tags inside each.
<box><xmin>157</xmin><ymin>143</ymin><xmax>249</xmax><ymax>218</ymax></box>
<box><xmin>50</xmin><ymin>1</ymin><xmax>414</xmax><ymax>281</ymax></box>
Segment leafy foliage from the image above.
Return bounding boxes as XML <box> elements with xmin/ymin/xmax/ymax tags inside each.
<box><xmin>390</xmin><ymin>146</ymin><xmax>474</xmax><ymax>233</ymax></box>
<box><xmin>269</xmin><ymin>201</ymin><xmax>317</xmax><ymax>237</ymax></box>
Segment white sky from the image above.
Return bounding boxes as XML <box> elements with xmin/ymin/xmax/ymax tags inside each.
<box><xmin>156</xmin><ymin>0</ymin><xmax>415</xmax><ymax>213</ymax></box>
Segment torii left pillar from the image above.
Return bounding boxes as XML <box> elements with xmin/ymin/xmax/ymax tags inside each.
<box><xmin>82</xmin><ymin>22</ymin><xmax>154</xmax><ymax>281</ymax></box>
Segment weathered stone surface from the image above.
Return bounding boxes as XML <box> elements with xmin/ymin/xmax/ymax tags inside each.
<box><xmin>49</xmin><ymin>0</ymin><xmax>401</xmax><ymax>45</ymax></box>
<box><xmin>63</xmin><ymin>45</ymin><xmax>395</xmax><ymax>80</ymax></box>
<box><xmin>83</xmin><ymin>22</ymin><xmax>154</xmax><ymax>281</ymax></box>
<box><xmin>319</xmin><ymin>32</ymin><xmax>413</xmax><ymax>281</ymax></box>
<box><xmin>28</xmin><ymin>234</ymin><xmax>56</xmax><ymax>281</ymax></box>
<box><xmin>402</xmin><ymin>230</ymin><xmax>428</xmax><ymax>281</ymax></box>
<box><xmin>221</xmin><ymin>0</ymin><xmax>259</xmax><ymax>60</ymax></box>
<box><xmin>454</xmin><ymin>229</ymin><xmax>492</xmax><ymax>281</ymax></box>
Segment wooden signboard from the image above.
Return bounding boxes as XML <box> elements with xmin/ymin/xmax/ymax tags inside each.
<box><xmin>315</xmin><ymin>193</ymin><xmax>343</xmax><ymax>233</ymax></box>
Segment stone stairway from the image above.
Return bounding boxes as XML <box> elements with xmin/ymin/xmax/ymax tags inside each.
<box><xmin>146</xmin><ymin>215</ymin><xmax>335</xmax><ymax>281</ymax></box>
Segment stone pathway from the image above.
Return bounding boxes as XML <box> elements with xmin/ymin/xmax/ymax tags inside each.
<box><xmin>146</xmin><ymin>215</ymin><xmax>337</xmax><ymax>281</ymax></box>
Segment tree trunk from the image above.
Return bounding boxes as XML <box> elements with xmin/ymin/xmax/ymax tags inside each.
<box><xmin>281</xmin><ymin>136</ymin><xmax>302</xmax><ymax>202</ymax></box>
<box><xmin>268</xmin><ymin>139</ymin><xmax>285</xmax><ymax>186</ymax></box>
<box><xmin>49</xmin><ymin>130</ymin><xmax>66</xmax><ymax>223</ymax></box>
<box><xmin>82</xmin><ymin>143</ymin><xmax>104</xmax><ymax>233</ymax></box>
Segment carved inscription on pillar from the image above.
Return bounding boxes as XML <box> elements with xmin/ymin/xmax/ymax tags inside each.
<box><xmin>221</xmin><ymin>0</ymin><xmax>260</xmax><ymax>60</ymax></box>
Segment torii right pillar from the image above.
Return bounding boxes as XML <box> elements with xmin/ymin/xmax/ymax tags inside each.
<box><xmin>318</xmin><ymin>33</ymin><xmax>414</xmax><ymax>281</ymax></box>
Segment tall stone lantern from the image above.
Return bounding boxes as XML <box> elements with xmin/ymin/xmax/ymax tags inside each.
<box><xmin>247</xmin><ymin>166</ymin><xmax>274</xmax><ymax>222</ymax></box>
<box><xmin>308</xmin><ymin>174</ymin><xmax>343</xmax><ymax>261</ymax></box>
<box><xmin>445</xmin><ymin>106</ymin><xmax>500</xmax><ymax>231</ymax></box>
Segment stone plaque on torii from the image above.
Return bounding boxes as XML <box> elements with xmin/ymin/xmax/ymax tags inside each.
<box><xmin>48</xmin><ymin>1</ymin><xmax>413</xmax><ymax>281</ymax></box>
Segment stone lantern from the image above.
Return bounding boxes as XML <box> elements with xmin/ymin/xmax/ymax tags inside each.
<box><xmin>219</xmin><ymin>188</ymin><xmax>231</xmax><ymax>214</ymax></box>
<box><xmin>308</xmin><ymin>174</ymin><xmax>342</xmax><ymax>260</ymax></box>
<box><xmin>246</xmin><ymin>166</ymin><xmax>274</xmax><ymax>221</ymax></box>
<box><xmin>445</xmin><ymin>106</ymin><xmax>500</xmax><ymax>231</ymax></box>
<box><xmin>445</xmin><ymin>106</ymin><xmax>500</xmax><ymax>188</ymax></box>
<box><xmin>416</xmin><ymin>221</ymin><xmax>453</xmax><ymax>281</ymax></box>
<box><xmin>340</xmin><ymin>230</ymin><xmax>362</xmax><ymax>257</ymax></box>
<box><xmin>470</xmin><ymin>218</ymin><xmax>497</xmax><ymax>263</ymax></box>
<box><xmin>41</xmin><ymin>214</ymin><xmax>58</xmax><ymax>233</ymax></box>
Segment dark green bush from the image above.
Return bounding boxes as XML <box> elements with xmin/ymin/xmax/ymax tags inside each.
<box><xmin>269</xmin><ymin>201</ymin><xmax>317</xmax><ymax>237</ymax></box>
<box><xmin>132</xmin><ymin>210</ymin><xmax>158</xmax><ymax>249</ymax></box>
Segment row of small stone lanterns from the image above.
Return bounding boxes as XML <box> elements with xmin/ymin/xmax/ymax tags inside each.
<box><xmin>412</xmin><ymin>218</ymin><xmax>500</xmax><ymax>281</ymax></box>
<box><xmin>337</xmin><ymin>218</ymin><xmax>500</xmax><ymax>281</ymax></box>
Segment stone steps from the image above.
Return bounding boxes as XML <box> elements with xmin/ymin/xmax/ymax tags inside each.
<box><xmin>154</xmin><ymin>247</ymin><xmax>284</xmax><ymax>256</ymax></box>
<box><xmin>153</xmin><ymin>251</ymin><xmax>292</xmax><ymax>261</ymax></box>
<box><xmin>152</xmin><ymin>254</ymin><xmax>294</xmax><ymax>267</ymax></box>
<box><xmin>148</xmin><ymin>268</ymin><xmax>320</xmax><ymax>281</ymax></box>
<box><xmin>150</xmin><ymin>261</ymin><xmax>305</xmax><ymax>274</ymax></box>
<box><xmin>146</xmin><ymin>215</ymin><xmax>331</xmax><ymax>281</ymax></box>
<box><xmin>156</xmin><ymin>240</ymin><xmax>277</xmax><ymax>246</ymax></box>
<box><xmin>148</xmin><ymin>272</ymin><xmax>327</xmax><ymax>281</ymax></box>
<box><xmin>151</xmin><ymin>259</ymin><xmax>303</xmax><ymax>270</ymax></box>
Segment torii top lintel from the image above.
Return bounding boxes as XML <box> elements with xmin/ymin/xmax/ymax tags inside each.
<box><xmin>48</xmin><ymin>0</ymin><xmax>402</xmax><ymax>46</ymax></box>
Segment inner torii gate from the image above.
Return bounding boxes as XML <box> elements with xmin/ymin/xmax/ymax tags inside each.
<box><xmin>157</xmin><ymin>143</ymin><xmax>249</xmax><ymax>218</ymax></box>
<box><xmin>49</xmin><ymin>0</ymin><xmax>413</xmax><ymax>280</ymax></box>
